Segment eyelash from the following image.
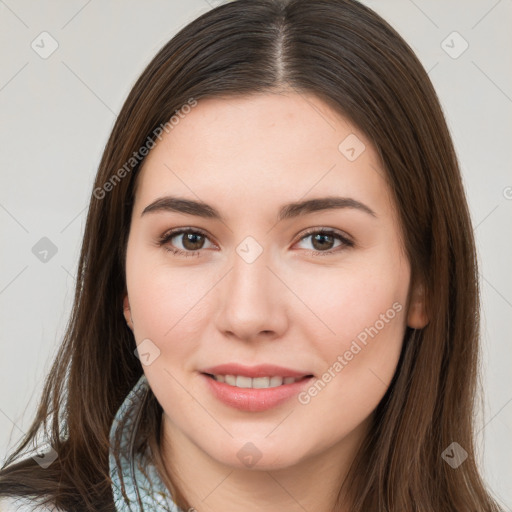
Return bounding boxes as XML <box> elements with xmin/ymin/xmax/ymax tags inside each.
<box><xmin>157</xmin><ymin>227</ymin><xmax>354</xmax><ymax>258</ymax></box>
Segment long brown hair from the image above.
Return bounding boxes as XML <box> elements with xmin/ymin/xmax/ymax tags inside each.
<box><xmin>0</xmin><ymin>0</ymin><xmax>504</xmax><ymax>510</ymax></box>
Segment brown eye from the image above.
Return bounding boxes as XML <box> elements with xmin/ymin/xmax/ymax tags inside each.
<box><xmin>158</xmin><ymin>228</ymin><xmax>215</xmax><ymax>256</ymax></box>
<box><xmin>177</xmin><ymin>232</ymin><xmax>206</xmax><ymax>251</ymax></box>
<box><xmin>296</xmin><ymin>229</ymin><xmax>354</xmax><ymax>255</ymax></box>
<box><xmin>310</xmin><ymin>232</ymin><xmax>336</xmax><ymax>251</ymax></box>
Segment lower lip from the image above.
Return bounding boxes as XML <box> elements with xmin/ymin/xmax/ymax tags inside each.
<box><xmin>201</xmin><ymin>373</ymin><xmax>314</xmax><ymax>412</ymax></box>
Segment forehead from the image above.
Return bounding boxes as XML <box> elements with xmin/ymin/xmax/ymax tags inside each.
<box><xmin>133</xmin><ymin>92</ymin><xmax>393</xmax><ymax>221</ymax></box>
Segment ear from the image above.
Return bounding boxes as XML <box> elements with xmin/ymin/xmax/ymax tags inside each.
<box><xmin>407</xmin><ymin>281</ymin><xmax>429</xmax><ymax>329</ymax></box>
<box><xmin>123</xmin><ymin>294</ymin><xmax>134</xmax><ymax>331</ymax></box>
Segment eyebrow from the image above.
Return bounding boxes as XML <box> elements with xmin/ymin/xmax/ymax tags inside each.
<box><xmin>141</xmin><ymin>195</ymin><xmax>377</xmax><ymax>221</ymax></box>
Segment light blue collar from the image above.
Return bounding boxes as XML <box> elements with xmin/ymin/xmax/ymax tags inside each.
<box><xmin>109</xmin><ymin>374</ymin><xmax>183</xmax><ymax>511</ymax></box>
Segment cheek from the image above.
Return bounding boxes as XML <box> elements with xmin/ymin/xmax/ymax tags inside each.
<box><xmin>304</xmin><ymin>263</ymin><xmax>408</xmax><ymax>346</ymax></box>
<box><xmin>293</xmin><ymin>269</ymin><xmax>408</xmax><ymax>444</ymax></box>
<box><xmin>299</xmin><ymin>248</ymin><xmax>409</xmax><ymax>394</ymax></box>
<box><xmin>126</xmin><ymin>250</ymin><xmax>217</xmax><ymax>357</ymax></box>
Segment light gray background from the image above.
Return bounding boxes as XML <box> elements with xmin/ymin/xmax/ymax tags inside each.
<box><xmin>1</xmin><ymin>0</ymin><xmax>511</xmax><ymax>509</ymax></box>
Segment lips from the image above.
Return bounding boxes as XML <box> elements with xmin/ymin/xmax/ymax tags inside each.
<box><xmin>199</xmin><ymin>363</ymin><xmax>314</xmax><ymax>412</ymax></box>
<box><xmin>200</xmin><ymin>363</ymin><xmax>313</xmax><ymax>379</ymax></box>
<box><xmin>208</xmin><ymin>375</ymin><xmax>303</xmax><ymax>389</ymax></box>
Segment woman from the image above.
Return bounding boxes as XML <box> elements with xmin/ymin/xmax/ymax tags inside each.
<box><xmin>0</xmin><ymin>0</ymin><xmax>504</xmax><ymax>510</ymax></box>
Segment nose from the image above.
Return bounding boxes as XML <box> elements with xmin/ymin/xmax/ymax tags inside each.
<box><xmin>214</xmin><ymin>245</ymin><xmax>289</xmax><ymax>343</ymax></box>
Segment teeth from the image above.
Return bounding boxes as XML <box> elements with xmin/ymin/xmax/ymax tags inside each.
<box><xmin>270</xmin><ymin>376</ymin><xmax>283</xmax><ymax>387</ymax></box>
<box><xmin>212</xmin><ymin>374</ymin><xmax>303</xmax><ymax>389</ymax></box>
<box><xmin>236</xmin><ymin>375</ymin><xmax>252</xmax><ymax>388</ymax></box>
<box><xmin>225</xmin><ymin>375</ymin><xmax>236</xmax><ymax>386</ymax></box>
<box><xmin>253</xmin><ymin>377</ymin><xmax>270</xmax><ymax>388</ymax></box>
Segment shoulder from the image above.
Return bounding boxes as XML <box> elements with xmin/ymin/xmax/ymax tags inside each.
<box><xmin>0</xmin><ymin>496</ymin><xmax>64</xmax><ymax>512</ymax></box>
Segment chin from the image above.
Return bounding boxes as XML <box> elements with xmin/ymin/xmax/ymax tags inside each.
<box><xmin>206</xmin><ymin>438</ymin><xmax>308</xmax><ymax>472</ymax></box>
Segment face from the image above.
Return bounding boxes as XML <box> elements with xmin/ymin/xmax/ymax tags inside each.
<box><xmin>123</xmin><ymin>92</ymin><xmax>428</xmax><ymax>472</ymax></box>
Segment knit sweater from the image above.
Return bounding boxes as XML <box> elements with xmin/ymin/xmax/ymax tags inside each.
<box><xmin>0</xmin><ymin>374</ymin><xmax>183</xmax><ymax>512</ymax></box>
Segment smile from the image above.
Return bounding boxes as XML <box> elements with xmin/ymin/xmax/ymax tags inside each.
<box><xmin>205</xmin><ymin>374</ymin><xmax>310</xmax><ymax>389</ymax></box>
<box><xmin>201</xmin><ymin>372</ymin><xmax>314</xmax><ymax>412</ymax></box>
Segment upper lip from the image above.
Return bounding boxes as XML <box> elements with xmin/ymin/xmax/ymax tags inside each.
<box><xmin>200</xmin><ymin>363</ymin><xmax>314</xmax><ymax>379</ymax></box>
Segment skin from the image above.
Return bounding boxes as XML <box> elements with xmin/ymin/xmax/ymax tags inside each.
<box><xmin>123</xmin><ymin>91</ymin><xmax>428</xmax><ymax>512</ymax></box>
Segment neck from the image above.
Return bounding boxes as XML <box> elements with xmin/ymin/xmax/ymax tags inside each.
<box><xmin>159</xmin><ymin>414</ymin><xmax>369</xmax><ymax>512</ymax></box>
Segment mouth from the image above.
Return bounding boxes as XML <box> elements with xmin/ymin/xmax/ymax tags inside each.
<box><xmin>199</xmin><ymin>364</ymin><xmax>315</xmax><ymax>412</ymax></box>
<box><xmin>202</xmin><ymin>373</ymin><xmax>314</xmax><ymax>389</ymax></box>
